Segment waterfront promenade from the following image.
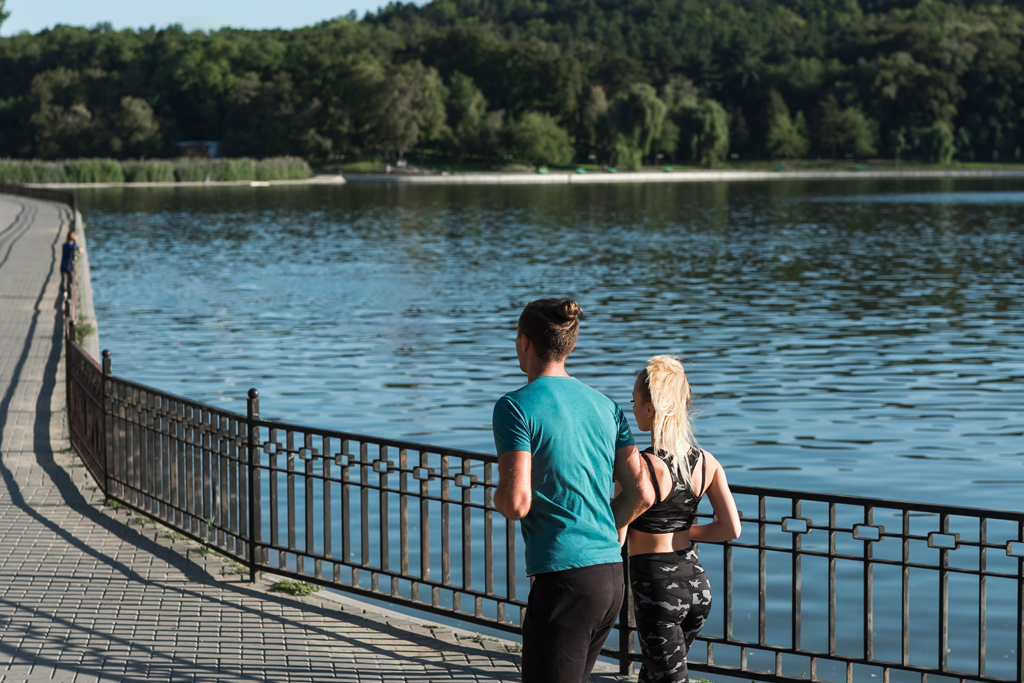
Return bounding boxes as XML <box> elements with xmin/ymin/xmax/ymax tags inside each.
<box><xmin>0</xmin><ymin>193</ymin><xmax>620</xmax><ymax>683</ymax></box>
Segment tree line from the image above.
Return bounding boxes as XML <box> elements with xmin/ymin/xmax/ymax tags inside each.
<box><xmin>1</xmin><ymin>0</ymin><xmax>1023</xmax><ymax>168</ymax></box>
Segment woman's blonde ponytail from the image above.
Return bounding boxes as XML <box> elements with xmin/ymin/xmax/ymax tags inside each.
<box><xmin>638</xmin><ymin>355</ymin><xmax>696</xmax><ymax>488</ymax></box>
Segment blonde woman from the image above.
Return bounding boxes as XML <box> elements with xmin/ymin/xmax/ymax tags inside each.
<box><xmin>621</xmin><ymin>355</ymin><xmax>742</xmax><ymax>683</ymax></box>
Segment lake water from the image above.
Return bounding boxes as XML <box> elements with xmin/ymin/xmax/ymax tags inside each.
<box><xmin>78</xmin><ymin>178</ymin><xmax>1024</xmax><ymax>512</ymax></box>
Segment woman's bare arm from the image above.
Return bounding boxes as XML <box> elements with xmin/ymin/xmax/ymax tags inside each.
<box><xmin>688</xmin><ymin>451</ymin><xmax>741</xmax><ymax>542</ymax></box>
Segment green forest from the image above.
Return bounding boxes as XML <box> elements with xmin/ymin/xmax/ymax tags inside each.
<box><xmin>2</xmin><ymin>0</ymin><xmax>1024</xmax><ymax>169</ymax></box>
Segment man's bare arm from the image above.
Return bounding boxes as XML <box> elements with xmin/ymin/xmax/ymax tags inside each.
<box><xmin>494</xmin><ymin>450</ymin><xmax>532</xmax><ymax>520</ymax></box>
<box><xmin>611</xmin><ymin>445</ymin><xmax>655</xmax><ymax>529</ymax></box>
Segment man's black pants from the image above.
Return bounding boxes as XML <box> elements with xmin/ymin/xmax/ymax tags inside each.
<box><xmin>521</xmin><ymin>561</ymin><xmax>624</xmax><ymax>683</ymax></box>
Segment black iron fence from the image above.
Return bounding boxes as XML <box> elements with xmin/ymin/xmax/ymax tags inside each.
<box><xmin>0</xmin><ymin>182</ymin><xmax>77</xmax><ymax>229</ymax></box>
<box><xmin>65</xmin><ymin>339</ymin><xmax>1024</xmax><ymax>683</ymax></box>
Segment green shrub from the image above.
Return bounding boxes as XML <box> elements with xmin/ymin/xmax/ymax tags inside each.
<box><xmin>270</xmin><ymin>580</ymin><xmax>321</xmax><ymax>596</ymax></box>
<box><xmin>610</xmin><ymin>141</ymin><xmax>642</xmax><ymax>170</ymax></box>
<box><xmin>510</xmin><ymin>111</ymin><xmax>574</xmax><ymax>167</ymax></box>
<box><xmin>256</xmin><ymin>156</ymin><xmax>313</xmax><ymax>180</ymax></box>
<box><xmin>122</xmin><ymin>160</ymin><xmax>175</xmax><ymax>182</ymax></box>
<box><xmin>63</xmin><ymin>158</ymin><xmax>125</xmax><ymax>183</ymax></box>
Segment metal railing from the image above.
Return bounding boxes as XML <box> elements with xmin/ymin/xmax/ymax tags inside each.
<box><xmin>686</xmin><ymin>489</ymin><xmax>1024</xmax><ymax>683</ymax></box>
<box><xmin>0</xmin><ymin>182</ymin><xmax>77</xmax><ymax>229</ymax></box>
<box><xmin>65</xmin><ymin>341</ymin><xmax>1024</xmax><ymax>683</ymax></box>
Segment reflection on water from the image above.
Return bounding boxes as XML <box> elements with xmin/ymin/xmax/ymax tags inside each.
<box><xmin>80</xmin><ymin>179</ymin><xmax>1024</xmax><ymax>511</ymax></box>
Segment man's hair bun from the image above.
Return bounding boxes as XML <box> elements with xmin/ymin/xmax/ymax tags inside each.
<box><xmin>556</xmin><ymin>300</ymin><xmax>583</xmax><ymax>322</ymax></box>
<box><xmin>518</xmin><ymin>298</ymin><xmax>583</xmax><ymax>361</ymax></box>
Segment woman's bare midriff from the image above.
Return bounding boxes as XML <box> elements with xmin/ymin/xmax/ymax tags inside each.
<box><xmin>628</xmin><ymin>527</ymin><xmax>692</xmax><ymax>556</ymax></box>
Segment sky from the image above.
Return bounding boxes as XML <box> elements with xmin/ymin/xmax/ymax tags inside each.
<box><xmin>0</xmin><ymin>0</ymin><xmax>427</xmax><ymax>36</ymax></box>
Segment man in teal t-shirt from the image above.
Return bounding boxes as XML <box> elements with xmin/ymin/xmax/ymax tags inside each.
<box><xmin>492</xmin><ymin>299</ymin><xmax>653</xmax><ymax>683</ymax></box>
<box><xmin>493</xmin><ymin>377</ymin><xmax>634</xmax><ymax>575</ymax></box>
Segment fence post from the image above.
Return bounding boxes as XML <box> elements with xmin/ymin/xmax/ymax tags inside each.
<box><xmin>101</xmin><ymin>350</ymin><xmax>111</xmax><ymax>496</ymax></box>
<box><xmin>1018</xmin><ymin>520</ymin><xmax>1023</xmax><ymax>683</ymax></box>
<box><xmin>64</xmin><ymin>314</ymin><xmax>72</xmax><ymax>469</ymax></box>
<box><xmin>247</xmin><ymin>388</ymin><xmax>260</xmax><ymax>583</ymax></box>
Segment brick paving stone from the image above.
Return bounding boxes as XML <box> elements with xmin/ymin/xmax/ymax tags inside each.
<box><xmin>0</xmin><ymin>194</ymin><xmax>626</xmax><ymax>683</ymax></box>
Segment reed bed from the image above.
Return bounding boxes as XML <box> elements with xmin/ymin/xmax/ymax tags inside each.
<box><xmin>173</xmin><ymin>158</ymin><xmax>255</xmax><ymax>181</ymax></box>
<box><xmin>63</xmin><ymin>159</ymin><xmax>125</xmax><ymax>183</ymax></box>
<box><xmin>121</xmin><ymin>160</ymin><xmax>175</xmax><ymax>182</ymax></box>
<box><xmin>0</xmin><ymin>157</ymin><xmax>313</xmax><ymax>183</ymax></box>
<box><xmin>256</xmin><ymin>156</ymin><xmax>312</xmax><ymax>180</ymax></box>
<box><xmin>0</xmin><ymin>159</ymin><xmax>69</xmax><ymax>183</ymax></box>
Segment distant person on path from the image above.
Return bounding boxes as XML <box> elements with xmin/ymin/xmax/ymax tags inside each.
<box><xmin>492</xmin><ymin>298</ymin><xmax>654</xmax><ymax>683</ymax></box>
<box><xmin>621</xmin><ymin>356</ymin><xmax>741</xmax><ymax>683</ymax></box>
<box><xmin>60</xmin><ymin>230</ymin><xmax>83</xmax><ymax>301</ymax></box>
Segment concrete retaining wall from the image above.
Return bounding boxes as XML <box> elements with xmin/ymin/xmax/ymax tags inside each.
<box><xmin>73</xmin><ymin>210</ymin><xmax>100</xmax><ymax>359</ymax></box>
<box><xmin>344</xmin><ymin>168</ymin><xmax>1024</xmax><ymax>184</ymax></box>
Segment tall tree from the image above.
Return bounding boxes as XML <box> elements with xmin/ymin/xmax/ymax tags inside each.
<box><xmin>677</xmin><ymin>99</ymin><xmax>731</xmax><ymax>167</ymax></box>
<box><xmin>355</xmin><ymin>60</ymin><xmax>447</xmax><ymax>159</ymax></box>
<box><xmin>814</xmin><ymin>95</ymin><xmax>877</xmax><ymax>158</ymax></box>
<box><xmin>606</xmin><ymin>84</ymin><xmax>667</xmax><ymax>169</ymax></box>
<box><xmin>920</xmin><ymin>120</ymin><xmax>956</xmax><ymax>164</ymax></box>
<box><xmin>443</xmin><ymin>72</ymin><xmax>504</xmax><ymax>159</ymax></box>
<box><xmin>765</xmin><ymin>91</ymin><xmax>809</xmax><ymax>159</ymax></box>
<box><xmin>27</xmin><ymin>68</ymin><xmax>94</xmax><ymax>159</ymax></box>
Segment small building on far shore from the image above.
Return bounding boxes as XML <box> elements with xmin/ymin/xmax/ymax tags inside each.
<box><xmin>174</xmin><ymin>141</ymin><xmax>220</xmax><ymax>158</ymax></box>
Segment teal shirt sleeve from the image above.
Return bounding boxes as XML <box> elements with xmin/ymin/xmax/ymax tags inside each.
<box><xmin>613</xmin><ymin>403</ymin><xmax>635</xmax><ymax>449</ymax></box>
<box><xmin>493</xmin><ymin>395</ymin><xmax>531</xmax><ymax>454</ymax></box>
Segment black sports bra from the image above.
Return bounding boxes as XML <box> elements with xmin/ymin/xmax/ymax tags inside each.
<box><xmin>628</xmin><ymin>446</ymin><xmax>706</xmax><ymax>534</ymax></box>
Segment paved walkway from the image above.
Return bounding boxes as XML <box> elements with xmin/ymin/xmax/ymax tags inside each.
<box><xmin>0</xmin><ymin>194</ymin><xmax>622</xmax><ymax>683</ymax></box>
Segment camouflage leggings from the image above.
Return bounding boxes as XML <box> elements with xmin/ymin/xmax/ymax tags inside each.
<box><xmin>629</xmin><ymin>547</ymin><xmax>712</xmax><ymax>683</ymax></box>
